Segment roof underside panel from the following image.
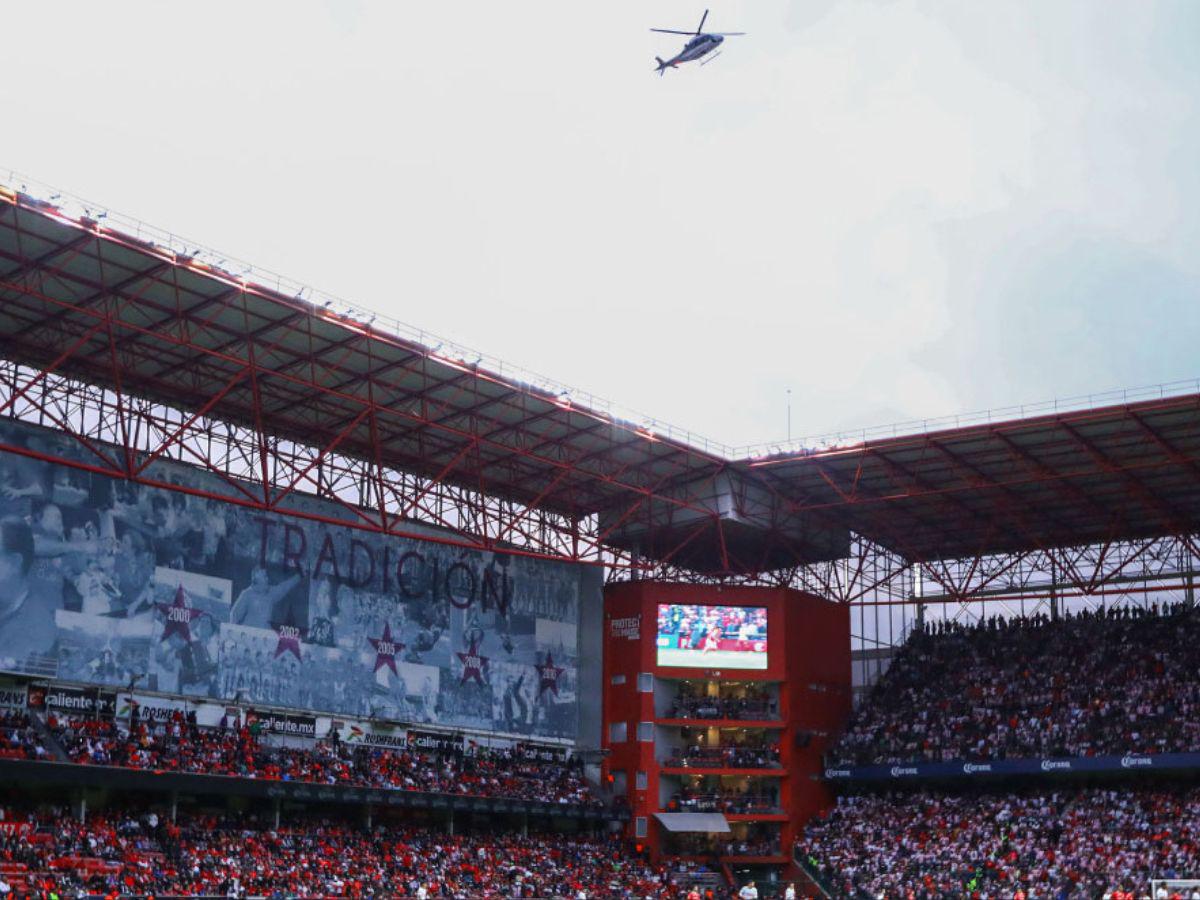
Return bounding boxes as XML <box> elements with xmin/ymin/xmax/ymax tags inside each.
<box><xmin>2</xmin><ymin>189</ymin><xmax>1199</xmax><ymax>569</ymax></box>
<box><xmin>0</xmin><ymin>196</ymin><xmax>727</xmax><ymax>529</ymax></box>
<box><xmin>750</xmin><ymin>395</ymin><xmax>1200</xmax><ymax>560</ymax></box>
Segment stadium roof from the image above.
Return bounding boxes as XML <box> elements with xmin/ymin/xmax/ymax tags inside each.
<box><xmin>0</xmin><ymin>179</ymin><xmax>728</xmax><ymax>522</ymax></box>
<box><xmin>1</xmin><ymin>174</ymin><xmax>1198</xmax><ymax>571</ymax></box>
<box><xmin>748</xmin><ymin>392</ymin><xmax>1200</xmax><ymax>561</ymax></box>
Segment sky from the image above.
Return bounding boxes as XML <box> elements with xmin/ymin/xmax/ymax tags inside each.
<box><xmin>3</xmin><ymin>0</ymin><xmax>1198</xmax><ymax>451</ymax></box>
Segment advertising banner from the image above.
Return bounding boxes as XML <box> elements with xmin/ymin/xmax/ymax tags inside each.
<box><xmin>26</xmin><ymin>684</ymin><xmax>117</xmax><ymax>718</ymax></box>
<box><xmin>609</xmin><ymin>614</ymin><xmax>641</xmax><ymax>641</ymax></box>
<box><xmin>0</xmin><ymin>417</ymin><xmax>585</xmax><ymax>739</ymax></box>
<box><xmin>111</xmin><ymin>692</ymin><xmax>229</xmax><ymax>729</ymax></box>
<box><xmin>515</xmin><ymin>742</ymin><xmax>570</xmax><ymax>763</ymax></box>
<box><xmin>824</xmin><ymin>752</ymin><xmax>1200</xmax><ymax>783</ymax></box>
<box><xmin>246</xmin><ymin>709</ymin><xmax>318</xmax><ymax>738</ymax></box>
<box><xmin>406</xmin><ymin>729</ymin><xmax>463</xmax><ymax>753</ymax></box>
<box><xmin>336</xmin><ymin>720</ymin><xmax>410</xmax><ymax>750</ymax></box>
<box><xmin>0</xmin><ymin>678</ymin><xmax>25</xmax><ymax>709</ymax></box>
<box><xmin>116</xmin><ymin>692</ymin><xmax>187</xmax><ymax>723</ymax></box>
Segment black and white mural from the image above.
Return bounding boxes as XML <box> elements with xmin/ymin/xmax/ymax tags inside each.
<box><xmin>0</xmin><ymin>418</ymin><xmax>585</xmax><ymax>739</ymax></box>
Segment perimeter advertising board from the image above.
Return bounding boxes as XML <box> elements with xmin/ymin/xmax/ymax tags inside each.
<box><xmin>0</xmin><ymin>677</ymin><xmax>24</xmax><ymax>709</ymax></box>
<box><xmin>0</xmin><ymin>418</ymin><xmax>586</xmax><ymax>739</ymax></box>
<box><xmin>823</xmin><ymin>752</ymin><xmax>1200</xmax><ymax>782</ymax></box>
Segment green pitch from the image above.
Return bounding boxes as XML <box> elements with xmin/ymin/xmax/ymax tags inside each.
<box><xmin>656</xmin><ymin>647</ymin><xmax>767</xmax><ymax>669</ymax></box>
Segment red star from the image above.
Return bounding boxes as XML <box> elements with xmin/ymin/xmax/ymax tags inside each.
<box><xmin>274</xmin><ymin>611</ymin><xmax>306</xmax><ymax>661</ymax></box>
<box><xmin>156</xmin><ymin>586</ymin><xmax>200</xmax><ymax>644</ymax></box>
<box><xmin>536</xmin><ymin>651</ymin><xmax>564</xmax><ymax>698</ymax></box>
<box><xmin>457</xmin><ymin>637</ymin><xmax>489</xmax><ymax>685</ymax></box>
<box><xmin>368</xmin><ymin>623</ymin><xmax>404</xmax><ymax>676</ymax></box>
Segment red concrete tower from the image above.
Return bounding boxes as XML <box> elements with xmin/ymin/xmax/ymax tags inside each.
<box><xmin>602</xmin><ymin>583</ymin><xmax>851</xmax><ymax>886</ymax></box>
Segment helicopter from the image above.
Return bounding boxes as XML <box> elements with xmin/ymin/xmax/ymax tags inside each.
<box><xmin>651</xmin><ymin>9</ymin><xmax>745</xmax><ymax>75</ymax></box>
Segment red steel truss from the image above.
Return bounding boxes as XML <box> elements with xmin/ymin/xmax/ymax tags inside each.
<box><xmin>1</xmin><ymin>178</ymin><xmax>1199</xmax><ymax>627</ymax></box>
<box><xmin>0</xmin><ymin>184</ymin><xmax>742</xmax><ymax>570</ymax></box>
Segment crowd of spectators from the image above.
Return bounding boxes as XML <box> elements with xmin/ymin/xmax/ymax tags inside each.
<box><xmin>798</xmin><ymin>785</ymin><xmax>1200</xmax><ymax>899</ymax></box>
<box><xmin>829</xmin><ymin>603</ymin><xmax>1200</xmax><ymax>767</ymax></box>
<box><xmin>0</xmin><ymin>711</ymin><xmax>48</xmax><ymax>761</ymax></box>
<box><xmin>0</xmin><ymin>807</ymin><xmax>675</xmax><ymax>898</ymax></box>
<box><xmin>668</xmin><ymin>686</ymin><xmax>777</xmax><ymax>721</ymax></box>
<box><xmin>45</xmin><ymin>711</ymin><xmax>602</xmax><ymax>807</ymax></box>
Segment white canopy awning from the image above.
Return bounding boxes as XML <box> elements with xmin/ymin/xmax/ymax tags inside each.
<box><xmin>653</xmin><ymin>812</ymin><xmax>731</xmax><ymax>833</ymax></box>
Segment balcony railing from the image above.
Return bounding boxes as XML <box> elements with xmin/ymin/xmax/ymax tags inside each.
<box><xmin>667</xmin><ymin>839</ymin><xmax>783</xmax><ymax>858</ymax></box>
<box><xmin>664</xmin><ymin>699</ymin><xmax>779</xmax><ymax>721</ymax></box>
<box><xmin>671</xmin><ymin>793</ymin><xmax>782</xmax><ymax>815</ymax></box>
<box><xmin>665</xmin><ymin>748</ymin><xmax>782</xmax><ymax>769</ymax></box>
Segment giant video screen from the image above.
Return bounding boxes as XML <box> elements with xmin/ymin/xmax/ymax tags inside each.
<box><xmin>655</xmin><ymin>603</ymin><xmax>768</xmax><ymax>669</ymax></box>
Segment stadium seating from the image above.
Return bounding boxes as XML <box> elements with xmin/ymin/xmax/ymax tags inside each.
<box><xmin>830</xmin><ymin>603</ymin><xmax>1200</xmax><ymax>766</ymax></box>
<box><xmin>798</xmin><ymin>786</ymin><xmax>1200</xmax><ymax>898</ymax></box>
<box><xmin>798</xmin><ymin>603</ymin><xmax>1200</xmax><ymax>898</ymax></box>
<box><xmin>0</xmin><ymin>711</ymin><xmax>47</xmax><ymax>761</ymax></box>
<box><xmin>0</xmin><ymin>807</ymin><xmax>673</xmax><ymax>898</ymax></box>
<box><xmin>45</xmin><ymin>712</ymin><xmax>603</xmax><ymax>807</ymax></box>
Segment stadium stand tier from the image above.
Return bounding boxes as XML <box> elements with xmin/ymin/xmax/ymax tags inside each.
<box><xmin>798</xmin><ymin>786</ymin><xmax>1200</xmax><ymax>899</ymax></box>
<box><xmin>0</xmin><ymin>804</ymin><xmax>675</xmax><ymax>898</ymax></box>
<box><xmin>0</xmin><ymin>706</ymin><xmax>613</xmax><ymax>813</ymax></box>
<box><xmin>800</xmin><ymin>602</ymin><xmax>1200</xmax><ymax>899</ymax></box>
<box><xmin>829</xmin><ymin>603</ymin><xmax>1200</xmax><ymax>768</ymax></box>
<box><xmin>47</xmin><ymin>711</ymin><xmax>602</xmax><ymax>807</ymax></box>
